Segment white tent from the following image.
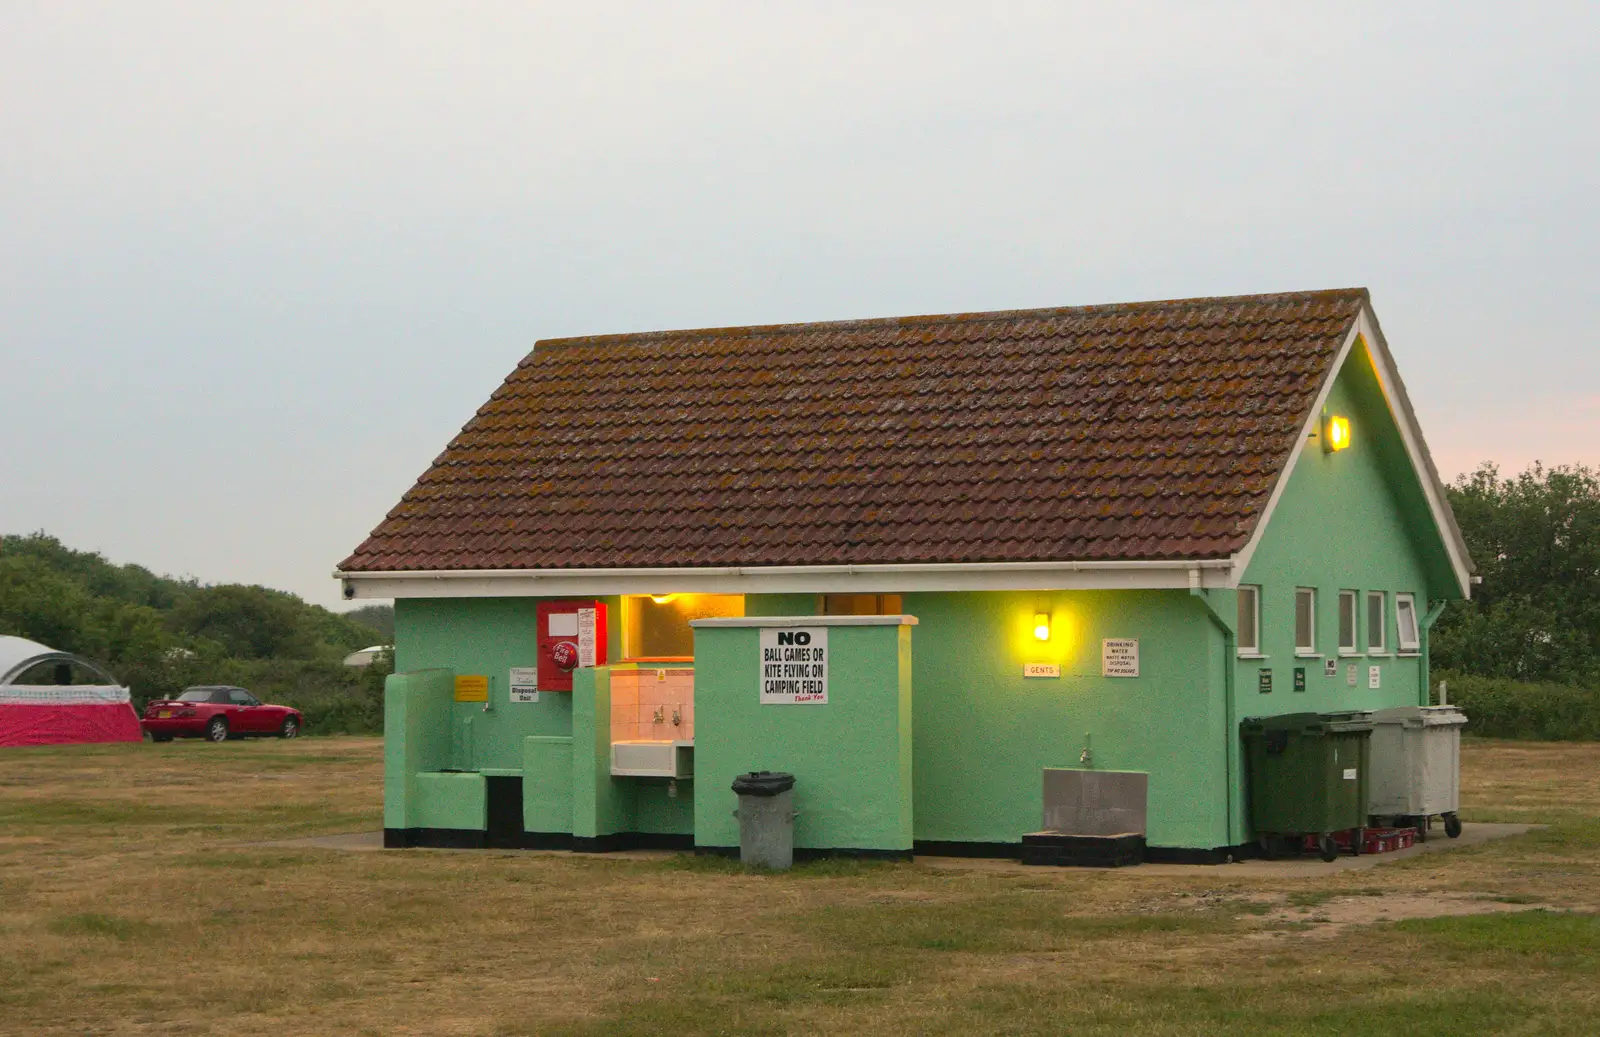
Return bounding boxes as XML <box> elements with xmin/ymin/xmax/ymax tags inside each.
<box><xmin>0</xmin><ymin>635</ymin><xmax>142</xmax><ymax>747</ymax></box>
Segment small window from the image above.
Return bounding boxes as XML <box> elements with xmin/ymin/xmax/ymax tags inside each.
<box><xmin>1338</xmin><ymin>591</ymin><xmax>1358</xmax><ymax>653</ymax></box>
<box><xmin>1367</xmin><ymin>591</ymin><xmax>1387</xmax><ymax>653</ymax></box>
<box><xmin>1294</xmin><ymin>588</ymin><xmax>1317</xmax><ymax>654</ymax></box>
<box><xmin>1236</xmin><ymin>586</ymin><xmax>1260</xmax><ymax>654</ymax></box>
<box><xmin>227</xmin><ymin>689</ymin><xmax>255</xmax><ymax>706</ymax></box>
<box><xmin>622</xmin><ymin>594</ymin><xmax>744</xmax><ymax>660</ymax></box>
<box><xmin>1396</xmin><ymin>594</ymin><xmax>1420</xmax><ymax>653</ymax></box>
<box><xmin>822</xmin><ymin>594</ymin><xmax>903</xmax><ymax>616</ymax></box>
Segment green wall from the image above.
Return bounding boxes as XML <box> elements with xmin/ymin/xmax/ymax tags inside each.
<box><xmin>692</xmin><ymin>620</ymin><xmax>914</xmax><ymax>853</ymax></box>
<box><xmin>906</xmin><ymin>590</ymin><xmax>1225</xmax><ymax>850</ymax></box>
<box><xmin>395</xmin><ymin>596</ymin><xmax>625</xmax><ymax>770</ymax></box>
<box><xmin>1238</xmin><ymin>343</ymin><xmax>1445</xmax><ymax>716</ymax></box>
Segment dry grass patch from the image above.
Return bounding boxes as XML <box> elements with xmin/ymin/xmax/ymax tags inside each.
<box><xmin>1</xmin><ymin>736</ymin><xmax>1597</xmax><ymax>1035</ymax></box>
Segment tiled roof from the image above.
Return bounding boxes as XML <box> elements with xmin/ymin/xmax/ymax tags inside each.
<box><xmin>340</xmin><ymin>288</ymin><xmax>1369</xmax><ymax>572</ymax></box>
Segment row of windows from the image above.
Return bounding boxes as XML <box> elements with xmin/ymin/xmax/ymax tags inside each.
<box><xmin>1235</xmin><ymin>587</ymin><xmax>1420</xmax><ymax>658</ymax></box>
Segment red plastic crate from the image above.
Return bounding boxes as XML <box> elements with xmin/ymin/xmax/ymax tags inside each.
<box><xmin>1301</xmin><ymin>826</ymin><xmax>1418</xmax><ymax>855</ymax></box>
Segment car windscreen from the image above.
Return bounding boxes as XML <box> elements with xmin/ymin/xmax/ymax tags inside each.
<box><xmin>177</xmin><ymin>689</ymin><xmax>215</xmax><ymax>702</ymax></box>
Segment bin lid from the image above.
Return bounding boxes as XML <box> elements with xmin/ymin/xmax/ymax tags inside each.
<box><xmin>731</xmin><ymin>771</ymin><xmax>795</xmax><ymax>796</ymax></box>
<box><xmin>1370</xmin><ymin>705</ymin><xmax>1468</xmax><ymax>728</ymax></box>
<box><xmin>1241</xmin><ymin>711</ymin><xmax>1374</xmax><ymax>736</ymax></box>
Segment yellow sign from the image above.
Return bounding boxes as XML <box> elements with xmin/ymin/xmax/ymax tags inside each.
<box><xmin>454</xmin><ymin>675</ymin><xmax>489</xmax><ymax>701</ymax></box>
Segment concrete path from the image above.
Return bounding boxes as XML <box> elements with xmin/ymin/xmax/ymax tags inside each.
<box><xmin>924</xmin><ymin>821</ymin><xmax>1537</xmax><ymax>876</ymax></box>
<box><xmin>255</xmin><ymin>821</ymin><xmax>1537</xmax><ymax>873</ymax></box>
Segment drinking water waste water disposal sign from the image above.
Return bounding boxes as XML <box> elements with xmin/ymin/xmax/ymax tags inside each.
<box><xmin>760</xmin><ymin>627</ymin><xmax>828</xmax><ymax>704</ymax></box>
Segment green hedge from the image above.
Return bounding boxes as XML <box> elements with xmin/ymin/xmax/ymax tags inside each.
<box><xmin>122</xmin><ymin>656</ymin><xmax>389</xmax><ymax>735</ymax></box>
<box><xmin>1436</xmin><ymin>671</ymin><xmax>1600</xmax><ymax>741</ymax></box>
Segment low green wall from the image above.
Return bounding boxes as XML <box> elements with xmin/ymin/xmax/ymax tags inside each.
<box><xmin>383</xmin><ymin>668</ymin><xmax>455</xmax><ymax>830</ymax></box>
<box><xmin>412</xmin><ymin>771</ymin><xmax>486</xmax><ymax>830</ymax></box>
<box><xmin>691</xmin><ymin>617</ymin><xmax>914</xmax><ymax>853</ymax></box>
<box><xmin>523</xmin><ymin>736</ymin><xmax>574</xmax><ymax>833</ymax></box>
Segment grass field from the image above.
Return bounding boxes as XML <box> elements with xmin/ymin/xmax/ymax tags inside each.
<box><xmin>1</xmin><ymin>738</ymin><xmax>1597</xmax><ymax>1036</ymax></box>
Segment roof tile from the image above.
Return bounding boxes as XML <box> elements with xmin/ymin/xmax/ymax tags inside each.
<box><xmin>340</xmin><ymin>289</ymin><xmax>1367</xmax><ymax>572</ymax></box>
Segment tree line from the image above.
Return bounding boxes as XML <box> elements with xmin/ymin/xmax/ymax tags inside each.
<box><xmin>0</xmin><ymin>533</ymin><xmax>394</xmax><ymax>727</ymax></box>
<box><xmin>1432</xmin><ymin>462</ymin><xmax>1599</xmax><ymax>687</ymax></box>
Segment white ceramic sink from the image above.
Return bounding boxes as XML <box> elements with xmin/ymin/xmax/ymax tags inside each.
<box><xmin>611</xmin><ymin>739</ymin><xmax>694</xmax><ymax>778</ymax></box>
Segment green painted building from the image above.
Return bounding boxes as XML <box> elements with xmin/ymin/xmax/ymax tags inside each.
<box><xmin>339</xmin><ymin>289</ymin><xmax>1473</xmax><ymax>861</ymax></box>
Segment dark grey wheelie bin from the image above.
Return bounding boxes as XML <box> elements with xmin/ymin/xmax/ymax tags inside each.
<box><xmin>731</xmin><ymin>771</ymin><xmax>797</xmax><ymax>870</ymax></box>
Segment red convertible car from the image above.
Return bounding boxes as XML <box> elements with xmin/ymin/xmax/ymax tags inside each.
<box><xmin>141</xmin><ymin>686</ymin><xmax>303</xmax><ymax>742</ymax></box>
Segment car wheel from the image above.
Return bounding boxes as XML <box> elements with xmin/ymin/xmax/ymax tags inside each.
<box><xmin>206</xmin><ymin>717</ymin><xmax>229</xmax><ymax>743</ymax></box>
<box><xmin>1443</xmin><ymin>812</ymin><xmax>1463</xmax><ymax>839</ymax></box>
<box><xmin>280</xmin><ymin>717</ymin><xmax>300</xmax><ymax>739</ymax></box>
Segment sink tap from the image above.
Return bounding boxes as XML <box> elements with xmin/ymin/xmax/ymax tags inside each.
<box><xmin>672</xmin><ymin>704</ymin><xmax>682</xmax><ymax>727</ymax></box>
<box><xmin>653</xmin><ymin>705</ymin><xmax>665</xmax><ymax>724</ymax></box>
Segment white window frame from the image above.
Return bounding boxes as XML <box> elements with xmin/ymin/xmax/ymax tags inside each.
<box><xmin>1395</xmin><ymin>593</ymin><xmax>1421</xmax><ymax>654</ymax></box>
<box><xmin>1236</xmin><ymin>585</ymin><xmax>1262</xmax><ymax>656</ymax></box>
<box><xmin>1294</xmin><ymin>587</ymin><xmax>1318</xmax><ymax>656</ymax></box>
<box><xmin>1338</xmin><ymin>590</ymin><xmax>1359</xmax><ymax>654</ymax></box>
<box><xmin>1366</xmin><ymin>590</ymin><xmax>1388</xmax><ymax>655</ymax></box>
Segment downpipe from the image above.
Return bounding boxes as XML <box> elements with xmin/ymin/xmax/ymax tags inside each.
<box><xmin>1191</xmin><ymin>571</ymin><xmax>1239</xmax><ymax>850</ymax></box>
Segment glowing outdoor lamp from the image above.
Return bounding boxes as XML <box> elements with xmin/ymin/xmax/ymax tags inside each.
<box><xmin>649</xmin><ymin>594</ymin><xmax>679</xmax><ymax>605</ymax></box>
<box><xmin>1324</xmin><ymin>414</ymin><xmax>1351</xmax><ymax>453</ymax></box>
<box><xmin>1033</xmin><ymin>613</ymin><xmax>1052</xmax><ymax>641</ymax></box>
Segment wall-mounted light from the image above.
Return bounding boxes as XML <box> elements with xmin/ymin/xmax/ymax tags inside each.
<box><xmin>1033</xmin><ymin>613</ymin><xmax>1051</xmax><ymax>641</ymax></box>
<box><xmin>649</xmin><ymin>594</ymin><xmax>679</xmax><ymax>605</ymax></box>
<box><xmin>1323</xmin><ymin>414</ymin><xmax>1351</xmax><ymax>453</ymax></box>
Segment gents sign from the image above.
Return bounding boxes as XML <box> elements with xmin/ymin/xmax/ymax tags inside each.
<box><xmin>760</xmin><ymin>627</ymin><xmax>829</xmax><ymax>704</ymax></box>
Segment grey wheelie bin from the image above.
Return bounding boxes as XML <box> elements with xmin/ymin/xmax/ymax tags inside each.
<box><xmin>1367</xmin><ymin>705</ymin><xmax>1467</xmax><ymax>839</ymax></box>
<box><xmin>1242</xmin><ymin>712</ymin><xmax>1373</xmax><ymax>862</ymax></box>
<box><xmin>731</xmin><ymin>771</ymin><xmax>797</xmax><ymax>870</ymax></box>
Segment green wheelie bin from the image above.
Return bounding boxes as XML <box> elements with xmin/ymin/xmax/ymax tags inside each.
<box><xmin>1241</xmin><ymin>712</ymin><xmax>1374</xmax><ymax>862</ymax></box>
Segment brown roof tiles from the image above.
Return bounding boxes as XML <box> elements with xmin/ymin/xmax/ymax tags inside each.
<box><xmin>340</xmin><ymin>288</ymin><xmax>1368</xmax><ymax>572</ymax></box>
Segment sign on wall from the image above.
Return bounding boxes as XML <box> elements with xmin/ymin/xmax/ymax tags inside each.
<box><xmin>509</xmin><ymin>667</ymin><xmax>539</xmax><ymax>704</ymax></box>
<box><xmin>1022</xmin><ymin>663</ymin><xmax>1060</xmax><ymax>678</ymax></box>
<box><xmin>1101</xmin><ymin>638</ymin><xmax>1139</xmax><ymax>678</ymax></box>
<box><xmin>1369</xmin><ymin>665</ymin><xmax>1382</xmax><ymax>690</ymax></box>
<box><xmin>1346</xmin><ymin>663</ymin><xmax>1359</xmax><ymax>687</ymax></box>
<box><xmin>453</xmin><ymin>675</ymin><xmax>488</xmax><ymax>702</ymax></box>
<box><xmin>1258</xmin><ymin>668</ymin><xmax>1273</xmax><ymax>694</ymax></box>
<box><xmin>577</xmin><ymin>608</ymin><xmax>598</xmax><ymax>667</ymax></box>
<box><xmin>760</xmin><ymin>627</ymin><xmax>828</xmax><ymax>704</ymax></box>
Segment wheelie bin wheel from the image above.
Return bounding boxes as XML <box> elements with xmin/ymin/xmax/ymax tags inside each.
<box><xmin>1443</xmin><ymin>813</ymin><xmax>1462</xmax><ymax>839</ymax></box>
<box><xmin>1317</xmin><ymin>834</ymin><xmax>1338</xmax><ymax>863</ymax></box>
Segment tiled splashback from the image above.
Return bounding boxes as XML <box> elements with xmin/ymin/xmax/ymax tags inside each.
<box><xmin>610</xmin><ymin>668</ymin><xmax>694</xmax><ymax>743</ymax></box>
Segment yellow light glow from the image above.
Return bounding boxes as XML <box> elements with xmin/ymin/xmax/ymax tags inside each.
<box><xmin>1325</xmin><ymin>415</ymin><xmax>1351</xmax><ymax>452</ymax></box>
<box><xmin>1033</xmin><ymin>613</ymin><xmax>1051</xmax><ymax>641</ymax></box>
<box><xmin>649</xmin><ymin>594</ymin><xmax>679</xmax><ymax>605</ymax></box>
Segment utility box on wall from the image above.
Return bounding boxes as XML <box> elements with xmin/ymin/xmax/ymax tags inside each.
<box><xmin>536</xmin><ymin>601</ymin><xmax>607</xmax><ymax>692</ymax></box>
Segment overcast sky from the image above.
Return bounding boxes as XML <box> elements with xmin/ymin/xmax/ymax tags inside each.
<box><xmin>3</xmin><ymin>3</ymin><xmax>1596</xmax><ymax>608</ymax></box>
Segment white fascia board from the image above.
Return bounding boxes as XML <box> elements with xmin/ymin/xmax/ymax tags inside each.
<box><xmin>335</xmin><ymin>559</ymin><xmax>1235</xmax><ymax>600</ymax></box>
<box><xmin>1227</xmin><ymin>306</ymin><xmax>1474</xmax><ymax>598</ymax></box>
<box><xmin>1357</xmin><ymin>307</ymin><xmax>1476</xmax><ymax>598</ymax></box>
